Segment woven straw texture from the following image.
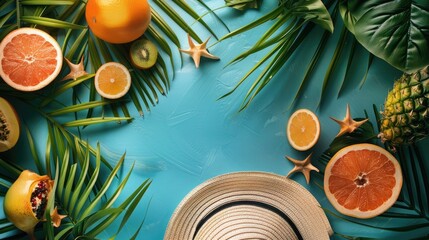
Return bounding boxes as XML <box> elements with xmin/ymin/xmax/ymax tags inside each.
<box><xmin>164</xmin><ymin>172</ymin><xmax>333</xmax><ymax>240</ymax></box>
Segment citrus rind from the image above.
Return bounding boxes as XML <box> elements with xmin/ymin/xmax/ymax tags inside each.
<box><xmin>286</xmin><ymin>109</ymin><xmax>320</xmax><ymax>151</ymax></box>
<box><xmin>94</xmin><ymin>62</ymin><xmax>131</xmax><ymax>99</ymax></box>
<box><xmin>85</xmin><ymin>0</ymin><xmax>151</xmax><ymax>44</ymax></box>
<box><xmin>324</xmin><ymin>143</ymin><xmax>403</xmax><ymax>219</ymax></box>
<box><xmin>0</xmin><ymin>28</ymin><xmax>63</xmax><ymax>91</ymax></box>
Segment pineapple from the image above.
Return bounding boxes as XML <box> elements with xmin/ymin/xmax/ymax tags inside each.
<box><xmin>379</xmin><ymin>66</ymin><xmax>429</xmax><ymax>146</ymax></box>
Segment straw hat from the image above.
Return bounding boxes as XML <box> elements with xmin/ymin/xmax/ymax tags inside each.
<box><xmin>164</xmin><ymin>171</ymin><xmax>333</xmax><ymax>240</ymax></box>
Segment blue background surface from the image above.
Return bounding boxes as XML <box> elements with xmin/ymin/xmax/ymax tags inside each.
<box><xmin>3</xmin><ymin>1</ymin><xmax>429</xmax><ymax>239</ymax></box>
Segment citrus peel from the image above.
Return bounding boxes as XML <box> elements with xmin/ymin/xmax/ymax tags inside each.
<box><xmin>85</xmin><ymin>0</ymin><xmax>151</xmax><ymax>43</ymax></box>
<box><xmin>94</xmin><ymin>62</ymin><xmax>131</xmax><ymax>99</ymax></box>
<box><xmin>0</xmin><ymin>28</ymin><xmax>63</xmax><ymax>91</ymax></box>
<box><xmin>286</xmin><ymin>109</ymin><xmax>320</xmax><ymax>151</ymax></box>
<box><xmin>324</xmin><ymin>143</ymin><xmax>403</xmax><ymax>219</ymax></box>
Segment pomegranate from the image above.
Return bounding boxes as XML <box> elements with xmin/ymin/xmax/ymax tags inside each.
<box><xmin>3</xmin><ymin>170</ymin><xmax>55</xmax><ymax>238</ymax></box>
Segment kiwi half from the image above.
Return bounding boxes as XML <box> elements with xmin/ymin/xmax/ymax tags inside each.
<box><xmin>130</xmin><ymin>39</ymin><xmax>158</xmax><ymax>69</ymax></box>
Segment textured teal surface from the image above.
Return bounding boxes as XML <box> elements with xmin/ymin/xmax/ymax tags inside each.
<box><xmin>4</xmin><ymin>1</ymin><xmax>429</xmax><ymax>239</ymax></box>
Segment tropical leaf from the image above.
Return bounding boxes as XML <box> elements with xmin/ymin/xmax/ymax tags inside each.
<box><xmin>217</xmin><ymin>0</ymin><xmax>387</xmax><ymax>111</ymax></box>
<box><xmin>219</xmin><ymin>0</ymin><xmax>337</xmax><ymax>110</ymax></box>
<box><xmin>316</xmin><ymin>106</ymin><xmax>429</xmax><ymax>239</ymax></box>
<box><xmin>0</xmin><ymin>0</ymin><xmax>223</xmax><ymax>119</ymax></box>
<box><xmin>339</xmin><ymin>0</ymin><xmax>429</xmax><ymax>73</ymax></box>
<box><xmin>0</xmin><ymin>121</ymin><xmax>151</xmax><ymax>239</ymax></box>
<box><xmin>0</xmin><ymin>1</ymin><xmax>225</xmax><ymax>237</ymax></box>
<box><xmin>322</xmin><ymin>121</ymin><xmax>377</xmax><ymax>159</ymax></box>
<box><xmin>20</xmin><ymin>16</ymin><xmax>84</xmax><ymax>29</ymax></box>
<box><xmin>225</xmin><ymin>0</ymin><xmax>262</xmax><ymax>10</ymax></box>
<box><xmin>282</xmin><ymin>0</ymin><xmax>333</xmax><ymax>32</ymax></box>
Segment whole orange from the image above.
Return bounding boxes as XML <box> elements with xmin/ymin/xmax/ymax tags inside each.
<box><xmin>85</xmin><ymin>0</ymin><xmax>151</xmax><ymax>44</ymax></box>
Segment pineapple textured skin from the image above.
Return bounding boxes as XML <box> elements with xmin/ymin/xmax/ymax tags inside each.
<box><xmin>379</xmin><ymin>66</ymin><xmax>429</xmax><ymax>146</ymax></box>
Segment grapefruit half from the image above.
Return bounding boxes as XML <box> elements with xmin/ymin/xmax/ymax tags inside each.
<box><xmin>0</xmin><ymin>28</ymin><xmax>63</xmax><ymax>91</ymax></box>
<box><xmin>324</xmin><ymin>143</ymin><xmax>402</xmax><ymax>219</ymax></box>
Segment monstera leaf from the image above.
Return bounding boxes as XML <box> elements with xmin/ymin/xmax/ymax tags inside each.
<box><xmin>339</xmin><ymin>0</ymin><xmax>429</xmax><ymax>73</ymax></box>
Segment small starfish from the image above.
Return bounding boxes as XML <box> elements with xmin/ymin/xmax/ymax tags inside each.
<box><xmin>285</xmin><ymin>153</ymin><xmax>319</xmax><ymax>184</ymax></box>
<box><xmin>179</xmin><ymin>33</ymin><xmax>219</xmax><ymax>68</ymax></box>
<box><xmin>330</xmin><ymin>104</ymin><xmax>368</xmax><ymax>137</ymax></box>
<box><xmin>62</xmin><ymin>56</ymin><xmax>88</xmax><ymax>81</ymax></box>
<box><xmin>50</xmin><ymin>207</ymin><xmax>67</xmax><ymax>228</ymax></box>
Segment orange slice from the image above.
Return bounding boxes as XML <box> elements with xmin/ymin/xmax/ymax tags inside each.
<box><xmin>94</xmin><ymin>62</ymin><xmax>131</xmax><ymax>99</ymax></box>
<box><xmin>324</xmin><ymin>143</ymin><xmax>403</xmax><ymax>219</ymax></box>
<box><xmin>0</xmin><ymin>28</ymin><xmax>63</xmax><ymax>91</ymax></box>
<box><xmin>286</xmin><ymin>109</ymin><xmax>320</xmax><ymax>151</ymax></box>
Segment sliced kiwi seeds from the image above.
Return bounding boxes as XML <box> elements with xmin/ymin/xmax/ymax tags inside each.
<box><xmin>130</xmin><ymin>39</ymin><xmax>158</xmax><ymax>69</ymax></box>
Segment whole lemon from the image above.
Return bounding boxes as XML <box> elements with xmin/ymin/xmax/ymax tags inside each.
<box><xmin>85</xmin><ymin>0</ymin><xmax>151</xmax><ymax>44</ymax></box>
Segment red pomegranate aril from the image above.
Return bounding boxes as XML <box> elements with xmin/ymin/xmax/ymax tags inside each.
<box><xmin>30</xmin><ymin>180</ymin><xmax>49</xmax><ymax>220</ymax></box>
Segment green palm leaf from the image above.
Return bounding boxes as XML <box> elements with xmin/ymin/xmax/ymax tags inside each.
<box><xmin>225</xmin><ymin>0</ymin><xmax>261</xmax><ymax>10</ymax></box>
<box><xmin>316</xmin><ymin>107</ymin><xmax>429</xmax><ymax>239</ymax></box>
<box><xmin>33</xmin><ymin>124</ymin><xmax>150</xmax><ymax>239</ymax></box>
<box><xmin>0</xmin><ymin>121</ymin><xmax>152</xmax><ymax>239</ymax></box>
<box><xmin>217</xmin><ymin>0</ymin><xmax>380</xmax><ymax>111</ymax></box>
<box><xmin>0</xmin><ymin>5</ymin><xmax>219</xmax><ymax>236</ymax></box>
<box><xmin>0</xmin><ymin>0</ymin><xmax>221</xmax><ymax>119</ymax></box>
<box><xmin>219</xmin><ymin>0</ymin><xmax>336</xmax><ymax>110</ymax></box>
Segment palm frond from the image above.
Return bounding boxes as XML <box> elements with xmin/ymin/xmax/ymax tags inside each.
<box><xmin>218</xmin><ymin>0</ymin><xmax>338</xmax><ymax>111</ymax></box>
<box><xmin>0</xmin><ymin>120</ymin><xmax>151</xmax><ymax>239</ymax></box>
<box><xmin>1</xmin><ymin>0</ymin><xmax>223</xmax><ymax>120</ymax></box>
<box><xmin>315</xmin><ymin>107</ymin><xmax>429</xmax><ymax>239</ymax></box>
<box><xmin>224</xmin><ymin>0</ymin><xmax>261</xmax><ymax>10</ymax></box>
<box><xmin>0</xmin><ymin>6</ymin><xmax>221</xmax><ymax>236</ymax></box>
<box><xmin>318</xmin><ymin>25</ymin><xmax>348</xmax><ymax>108</ymax></box>
<box><xmin>217</xmin><ymin>0</ymin><xmax>379</xmax><ymax>111</ymax></box>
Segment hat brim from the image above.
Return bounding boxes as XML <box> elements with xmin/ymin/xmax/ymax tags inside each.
<box><xmin>164</xmin><ymin>171</ymin><xmax>333</xmax><ymax>240</ymax></box>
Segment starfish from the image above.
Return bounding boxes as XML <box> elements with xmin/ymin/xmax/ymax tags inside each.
<box><xmin>285</xmin><ymin>153</ymin><xmax>319</xmax><ymax>184</ymax></box>
<box><xmin>179</xmin><ymin>33</ymin><xmax>219</xmax><ymax>68</ymax></box>
<box><xmin>62</xmin><ymin>56</ymin><xmax>88</xmax><ymax>81</ymax></box>
<box><xmin>50</xmin><ymin>207</ymin><xmax>67</xmax><ymax>228</ymax></box>
<box><xmin>330</xmin><ymin>104</ymin><xmax>368</xmax><ymax>137</ymax></box>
